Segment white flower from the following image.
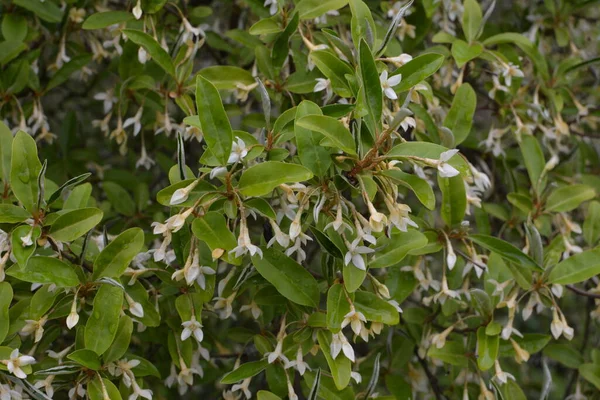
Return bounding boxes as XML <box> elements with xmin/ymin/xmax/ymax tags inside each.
<box><xmin>264</xmin><ymin>0</ymin><xmax>278</xmax><ymax>15</ymax></box>
<box><xmin>436</xmin><ymin>149</ymin><xmax>460</xmax><ymax>178</ymax></box>
<box><xmin>267</xmin><ymin>221</ymin><xmax>290</xmax><ymax>249</ymax></box>
<box><xmin>181</xmin><ymin>315</ymin><xmax>204</xmax><ymax>343</ymax></box>
<box><xmin>324</xmin><ymin>204</ymin><xmax>353</xmax><ymax>234</ymax></box>
<box><xmin>385</xmin><ymin>199</ymin><xmax>418</xmax><ymax>232</ymax></box>
<box><xmin>94</xmin><ymin>89</ymin><xmax>117</xmax><ymax>114</ymax></box>
<box><xmin>266</xmin><ymin>339</ymin><xmax>289</xmax><ymax>364</ymax></box>
<box><xmin>126</xmin><ymin>294</ymin><xmax>144</xmax><ymax>318</ymax></box>
<box><xmin>123</xmin><ymin>107</ymin><xmax>144</xmax><ymax>136</ymax></box>
<box><xmin>330</xmin><ymin>332</ymin><xmax>355</xmax><ymax>362</ymax></box>
<box><xmin>20</xmin><ymin>228</ymin><xmax>34</xmax><ymax>247</ymax></box>
<box><xmin>68</xmin><ymin>383</ymin><xmax>86</xmax><ymax>399</ymax></box>
<box><xmin>240</xmin><ymin>302</ymin><xmax>262</xmax><ymax>320</ymax></box>
<box><xmin>170</xmin><ymin>180</ymin><xmax>199</xmax><ymax>205</ymax></box>
<box><xmin>0</xmin><ymin>382</ymin><xmax>23</xmax><ymax>399</ymax></box>
<box><xmin>66</xmin><ymin>299</ymin><xmax>79</xmax><ymax>329</ymax></box>
<box><xmin>232</xmin><ymin>378</ymin><xmax>252</xmax><ymax>399</ymax></box>
<box><xmin>33</xmin><ymin>375</ymin><xmax>55</xmax><ymax>398</ymax></box>
<box><xmin>314</xmin><ymin>78</ymin><xmax>333</xmax><ymax>103</ymax></box>
<box><xmin>492</xmin><ymin>360</ymin><xmax>515</xmax><ymax>385</ymax></box>
<box><xmin>230</xmin><ymin>217</ymin><xmax>263</xmax><ymax>259</ymax></box>
<box><xmin>228</xmin><ymin>137</ymin><xmax>249</xmax><ymax>164</ymax></box>
<box><xmin>488</xmin><ymin>75</ymin><xmax>509</xmax><ymax>99</ymax></box>
<box><xmin>380</xmin><ymin>70</ymin><xmax>402</xmax><ymax>100</ymax></box>
<box><xmin>501</xmin><ymin>62</ymin><xmax>524</xmax><ymax>87</ymax></box>
<box><xmin>21</xmin><ymin>316</ymin><xmax>47</xmax><ymax>343</ymax></box>
<box><xmin>351</xmin><ymin>371</ymin><xmax>362</xmax><ymax>384</ymax></box>
<box><xmin>344</xmin><ymin>238</ymin><xmax>374</xmax><ymax>271</ymax></box>
<box><xmin>181</xmin><ymin>18</ymin><xmax>206</xmax><ymax>42</ymax></box>
<box><xmin>214</xmin><ymin>292</ymin><xmax>236</xmax><ymax>319</ymax></box>
<box><xmin>384</xmin><ymin>53</ymin><xmax>413</xmax><ymax>68</ymax></box>
<box><xmin>285</xmin><ymin>347</ymin><xmax>310</xmax><ymax>376</ymax></box>
<box><xmin>446</xmin><ymin>237</ymin><xmax>457</xmax><ymax>270</ymax></box>
<box><xmin>132</xmin><ymin>0</ymin><xmax>143</xmax><ymax>19</ymax></box>
<box><xmin>431</xmin><ymin>325</ymin><xmax>454</xmax><ymax>349</ymax></box>
<box><xmin>366</xmin><ymin>201</ymin><xmax>387</xmax><ymax>233</ymax></box>
<box><xmin>433</xmin><ymin>276</ymin><xmax>460</xmax><ymax>305</ymax></box>
<box><xmin>1</xmin><ymin>349</ymin><xmax>36</xmax><ymax>379</ymax></box>
<box><xmin>341</xmin><ymin>306</ymin><xmax>367</xmax><ymax>336</ymax></box>
<box><xmin>136</xmin><ymin>144</ymin><xmax>155</xmax><ymax>170</ymax></box>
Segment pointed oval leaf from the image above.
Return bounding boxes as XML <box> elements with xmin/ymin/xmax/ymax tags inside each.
<box><xmin>238</xmin><ymin>162</ymin><xmax>314</xmax><ymax>197</ymax></box>
<box><xmin>92</xmin><ymin>228</ymin><xmax>145</xmax><ymax>280</ymax></box>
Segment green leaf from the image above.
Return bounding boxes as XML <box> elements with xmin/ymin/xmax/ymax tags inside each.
<box><xmin>11</xmin><ymin>225</ymin><xmax>40</xmax><ymax>267</ymax></box>
<box><xmin>443</xmin><ymin>83</ymin><xmax>476</xmax><ymax>145</ymax></box>
<box><xmin>427</xmin><ymin>341</ymin><xmax>468</xmax><ymax>367</ymax></box>
<box><xmin>438</xmin><ymin>175</ymin><xmax>467</xmax><ymax>227</ymax></box>
<box><xmin>370</xmin><ymin>230</ymin><xmax>427</xmax><ymax>268</ymax></box>
<box><xmin>391</xmin><ymin>53</ymin><xmax>445</xmax><ymax>93</ymax></box>
<box><xmin>103</xmin><ymin>315</ymin><xmax>133</xmax><ymax>364</ymax></box>
<box><xmin>221</xmin><ymin>359</ymin><xmax>269</xmax><ymax>384</ymax></box>
<box><xmin>386</xmin><ymin>141</ymin><xmax>469</xmax><ymax>174</ymax></box>
<box><xmin>580</xmin><ymin>363</ymin><xmax>600</xmax><ymax>391</ymax></box>
<box><xmin>295</xmin><ymin>101</ymin><xmax>332</xmax><ymax>177</ymax></box>
<box><xmin>13</xmin><ymin>0</ymin><xmax>63</xmax><ymax>23</ymax></box>
<box><xmin>547</xmin><ymin>248</ymin><xmax>600</xmax><ymax>284</ymax></box>
<box><xmin>8</xmin><ymin>256</ymin><xmax>79</xmax><ymax>286</ymax></box>
<box><xmin>0</xmin><ymin>41</ymin><xmax>26</xmax><ymax>66</ymax></box>
<box><xmin>11</xmin><ymin>131</ymin><xmax>42</xmax><ymax>213</ymax></box>
<box><xmin>451</xmin><ymin>40</ymin><xmax>483</xmax><ymax>67</ymax></box>
<box><xmin>104</xmin><ymin>181</ymin><xmax>136</xmax><ymax>216</ymax></box>
<box><xmin>238</xmin><ymin>162</ymin><xmax>314</xmax><ymax>197</ymax></box>
<box><xmin>296</xmin><ymin>0</ymin><xmax>348</xmax><ymax>19</ymax></box>
<box><xmin>0</xmin><ymin>204</ymin><xmax>30</xmax><ymax>223</ymax></box>
<box><xmin>0</xmin><ymin>283</ymin><xmax>13</xmax><ymax>343</ymax></box>
<box><xmin>198</xmin><ymin>66</ymin><xmax>255</xmax><ymax>90</ymax></box>
<box><xmin>317</xmin><ymin>330</ymin><xmax>352</xmax><ymax>390</ymax></box>
<box><xmin>470</xmin><ymin>234</ymin><xmax>542</xmax><ymax>271</ymax></box>
<box><xmin>543</xmin><ymin>344</ymin><xmax>583</xmax><ymax>369</ymax></box>
<box><xmin>47</xmin><ymin>173</ymin><xmax>92</xmax><ymax>206</ymax></box>
<box><xmin>584</xmin><ymin>201</ymin><xmax>600</xmax><ymax>246</ymax></box>
<box><xmin>2</xmin><ymin>14</ymin><xmax>27</xmax><ymax>42</ymax></box>
<box><xmin>49</xmin><ymin>208</ymin><xmax>103</xmax><ymax>242</ymax></box>
<box><xmin>195</xmin><ymin>75</ymin><xmax>233</xmax><ymax>165</ymax></box>
<box><xmin>327</xmin><ymin>284</ymin><xmax>351</xmax><ymax>332</ymax></box>
<box><xmin>349</xmin><ymin>0</ymin><xmax>375</xmax><ymax>49</ymax></box>
<box><xmin>379</xmin><ymin>170</ymin><xmax>435</xmax><ymax>210</ymax></box>
<box><xmin>251</xmin><ymin>248</ymin><xmax>320</xmax><ymax>307</ymax></box>
<box><xmin>249</xmin><ymin>17</ymin><xmax>282</xmax><ymax>35</ymax></box>
<box><xmin>519</xmin><ymin>135</ymin><xmax>546</xmax><ymax>195</ymax></box>
<box><xmin>0</xmin><ymin>122</ymin><xmax>12</xmax><ymax>184</ymax></box>
<box><xmin>272</xmin><ymin>12</ymin><xmax>299</xmax><ymax>70</ymax></box>
<box><xmin>354</xmin><ymin>291</ymin><xmax>399</xmax><ymax>325</ymax></box>
<box><xmin>498</xmin><ymin>380</ymin><xmax>527</xmax><ymax>400</ymax></box>
<box><xmin>483</xmin><ymin>33</ymin><xmax>549</xmax><ymax>80</ymax></box>
<box><xmin>122</xmin><ymin>29</ymin><xmax>175</xmax><ymax>76</ymax></box>
<box><xmin>92</xmin><ymin>228</ymin><xmax>145</xmax><ymax>280</ymax></box>
<box><xmin>46</xmin><ymin>54</ymin><xmax>93</xmax><ymax>92</ymax></box>
<box><xmin>296</xmin><ymin>115</ymin><xmax>357</xmax><ymax>156</ymax></box>
<box><xmin>476</xmin><ymin>327</ymin><xmax>498</xmax><ymax>371</ymax></box>
<box><xmin>545</xmin><ymin>184</ymin><xmax>595</xmax><ymax>213</ymax></box>
<box><xmin>67</xmin><ymin>349</ymin><xmax>101</xmax><ymax>370</ymax></box>
<box><xmin>357</xmin><ymin>39</ymin><xmax>382</xmax><ymax>136</ymax></box>
<box><xmin>88</xmin><ymin>377</ymin><xmax>122</xmax><ymax>400</ymax></box>
<box><xmin>310</xmin><ymin>50</ymin><xmax>353</xmax><ymax>97</ymax></box>
<box><xmin>82</xmin><ymin>11</ymin><xmax>134</xmax><ymax>30</ymax></box>
<box><xmin>462</xmin><ymin>0</ymin><xmax>482</xmax><ymax>42</ymax></box>
<box><xmin>156</xmin><ymin>179</ymin><xmax>215</xmax><ymax>207</ymax></box>
<box><xmin>64</xmin><ymin>183</ymin><xmax>92</xmax><ymax>209</ymax></box>
<box><xmin>85</xmin><ymin>285</ymin><xmax>123</xmax><ymax>355</ymax></box>
<box><xmin>343</xmin><ymin>263</ymin><xmax>366</xmax><ymax>293</ymax></box>
<box><xmin>191</xmin><ymin>212</ymin><xmax>239</xmax><ymax>264</ymax></box>
<box><xmin>257</xmin><ymin>391</ymin><xmax>283</xmax><ymax>400</ymax></box>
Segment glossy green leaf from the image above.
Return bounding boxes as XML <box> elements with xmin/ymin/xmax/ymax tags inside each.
<box><xmin>580</xmin><ymin>363</ymin><xmax>600</xmax><ymax>391</ymax></box>
<box><xmin>476</xmin><ymin>327</ymin><xmax>498</xmax><ymax>371</ymax></box>
<box><xmin>357</xmin><ymin>39</ymin><xmax>382</xmax><ymax>136</ymax></box>
<box><xmin>391</xmin><ymin>53</ymin><xmax>445</xmax><ymax>92</ymax></box>
<box><xmin>195</xmin><ymin>75</ymin><xmax>233</xmax><ymax>165</ymax></box>
<box><xmin>545</xmin><ymin>184</ymin><xmax>595</xmax><ymax>213</ymax></box>
<box><xmin>427</xmin><ymin>341</ymin><xmax>468</xmax><ymax>367</ymax></box>
<box><xmin>103</xmin><ymin>315</ymin><xmax>133</xmax><ymax>364</ymax></box>
<box><xmin>8</xmin><ymin>256</ymin><xmax>79</xmax><ymax>286</ymax></box>
<box><xmin>104</xmin><ymin>181</ymin><xmax>136</xmax><ymax>216</ymax></box>
<box><xmin>354</xmin><ymin>291</ymin><xmax>399</xmax><ymax>325</ymax></box>
<box><xmin>547</xmin><ymin>248</ymin><xmax>600</xmax><ymax>284</ymax></box>
<box><xmin>85</xmin><ymin>284</ymin><xmax>123</xmax><ymax>355</ymax></box>
<box><xmin>11</xmin><ymin>131</ymin><xmax>42</xmax><ymax>212</ymax></box>
<box><xmin>0</xmin><ymin>122</ymin><xmax>12</xmax><ymax>184</ymax></box>
<box><xmin>13</xmin><ymin>0</ymin><xmax>63</xmax><ymax>23</ymax></box>
<box><xmin>238</xmin><ymin>162</ymin><xmax>314</xmax><ymax>197</ymax></box>
<box><xmin>462</xmin><ymin>0</ymin><xmax>482</xmax><ymax>42</ymax></box>
<box><xmin>88</xmin><ymin>377</ymin><xmax>123</xmax><ymax>400</ymax></box>
<box><xmin>221</xmin><ymin>359</ymin><xmax>269</xmax><ymax>384</ymax></box>
<box><xmin>310</xmin><ymin>50</ymin><xmax>353</xmax><ymax>97</ymax></box>
<box><xmin>451</xmin><ymin>40</ymin><xmax>483</xmax><ymax>67</ymax></box>
<box><xmin>11</xmin><ymin>225</ymin><xmax>40</xmax><ymax>267</ymax></box>
<box><xmin>295</xmin><ymin>101</ymin><xmax>332</xmax><ymax>177</ymax></box>
<box><xmin>82</xmin><ymin>11</ymin><xmax>134</xmax><ymax>29</ymax></box>
<box><xmin>296</xmin><ymin>115</ymin><xmax>357</xmax><ymax>156</ymax></box>
<box><xmin>584</xmin><ymin>201</ymin><xmax>600</xmax><ymax>246</ymax></box>
<box><xmin>46</xmin><ymin>54</ymin><xmax>93</xmax><ymax>91</ymax></box>
<box><xmin>0</xmin><ymin>283</ymin><xmax>13</xmax><ymax>343</ymax></box>
<box><xmin>251</xmin><ymin>248</ymin><xmax>320</xmax><ymax>307</ymax></box>
<box><xmin>198</xmin><ymin>66</ymin><xmax>255</xmax><ymax>90</ymax></box>
<box><xmin>470</xmin><ymin>234</ymin><xmax>542</xmax><ymax>271</ymax></box>
<box><xmin>443</xmin><ymin>83</ymin><xmax>476</xmax><ymax>145</ymax></box>
<box><xmin>93</xmin><ymin>228</ymin><xmax>145</xmax><ymax>280</ymax></box>
<box><xmin>519</xmin><ymin>135</ymin><xmax>546</xmax><ymax>195</ymax></box>
<box><xmin>327</xmin><ymin>284</ymin><xmax>351</xmax><ymax>332</ymax></box>
<box><xmin>67</xmin><ymin>349</ymin><xmax>101</xmax><ymax>370</ymax></box>
<box><xmin>296</xmin><ymin>0</ymin><xmax>348</xmax><ymax>19</ymax></box>
<box><xmin>380</xmin><ymin>170</ymin><xmax>435</xmax><ymax>210</ymax></box>
<box><xmin>386</xmin><ymin>141</ymin><xmax>469</xmax><ymax>174</ymax></box>
<box><xmin>543</xmin><ymin>344</ymin><xmax>583</xmax><ymax>369</ymax></box>
<box><xmin>0</xmin><ymin>204</ymin><xmax>30</xmax><ymax>223</ymax></box>
<box><xmin>438</xmin><ymin>175</ymin><xmax>467</xmax><ymax>227</ymax></box>
<box><xmin>370</xmin><ymin>230</ymin><xmax>427</xmax><ymax>268</ymax></box>
<box><xmin>49</xmin><ymin>208</ymin><xmax>103</xmax><ymax>242</ymax></box>
<box><xmin>122</xmin><ymin>29</ymin><xmax>175</xmax><ymax>76</ymax></box>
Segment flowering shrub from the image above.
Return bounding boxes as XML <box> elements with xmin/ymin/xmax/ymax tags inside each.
<box><xmin>0</xmin><ymin>0</ymin><xmax>600</xmax><ymax>398</ymax></box>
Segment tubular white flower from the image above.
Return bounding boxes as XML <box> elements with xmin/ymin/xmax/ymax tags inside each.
<box><xmin>181</xmin><ymin>315</ymin><xmax>204</xmax><ymax>343</ymax></box>
<box><xmin>1</xmin><ymin>349</ymin><xmax>36</xmax><ymax>379</ymax></box>
<box><xmin>380</xmin><ymin>70</ymin><xmax>402</xmax><ymax>100</ymax></box>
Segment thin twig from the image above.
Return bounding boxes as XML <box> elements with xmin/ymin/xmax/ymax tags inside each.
<box><xmin>566</xmin><ymin>284</ymin><xmax>600</xmax><ymax>299</ymax></box>
<box><xmin>414</xmin><ymin>349</ymin><xmax>444</xmax><ymax>400</ymax></box>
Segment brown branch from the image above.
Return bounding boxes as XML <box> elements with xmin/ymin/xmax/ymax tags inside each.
<box><xmin>566</xmin><ymin>284</ymin><xmax>600</xmax><ymax>299</ymax></box>
<box><xmin>414</xmin><ymin>348</ymin><xmax>444</xmax><ymax>400</ymax></box>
